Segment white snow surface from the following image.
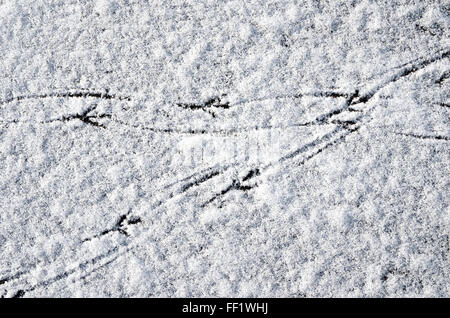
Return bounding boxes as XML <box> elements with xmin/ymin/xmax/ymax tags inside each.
<box><xmin>0</xmin><ymin>0</ymin><xmax>449</xmax><ymax>297</ymax></box>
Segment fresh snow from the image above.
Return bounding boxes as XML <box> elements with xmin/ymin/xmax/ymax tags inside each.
<box><xmin>0</xmin><ymin>0</ymin><xmax>449</xmax><ymax>297</ymax></box>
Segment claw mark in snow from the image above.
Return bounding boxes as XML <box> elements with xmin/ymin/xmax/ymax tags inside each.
<box><xmin>180</xmin><ymin>169</ymin><xmax>222</xmax><ymax>192</ymax></box>
<box><xmin>351</xmin><ymin>49</ymin><xmax>450</xmax><ymax>105</ymax></box>
<box><xmin>242</xmin><ymin>168</ymin><xmax>260</xmax><ymax>182</ymax></box>
<box><xmin>435</xmin><ymin>70</ymin><xmax>450</xmax><ymax>85</ymax></box>
<box><xmin>201</xmin><ymin>178</ymin><xmax>256</xmax><ymax>207</ymax></box>
<box><xmin>47</xmin><ymin>104</ymin><xmax>112</xmax><ymax>128</ymax></box>
<box><xmin>82</xmin><ymin>212</ymin><xmax>142</xmax><ymax>242</ymax></box>
<box><xmin>11</xmin><ymin>290</ymin><xmax>25</xmax><ymax>298</ymax></box>
<box><xmin>433</xmin><ymin>102</ymin><xmax>449</xmax><ymax>109</ymax></box>
<box><xmin>390</xmin><ymin>131</ymin><xmax>450</xmax><ymax>141</ymax></box>
<box><xmin>177</xmin><ymin>96</ymin><xmax>230</xmax><ymax>117</ymax></box>
<box><xmin>0</xmin><ymin>271</ymin><xmax>28</xmax><ymax>286</ymax></box>
<box><xmin>0</xmin><ymin>91</ymin><xmax>131</xmax><ymax>106</ymax></box>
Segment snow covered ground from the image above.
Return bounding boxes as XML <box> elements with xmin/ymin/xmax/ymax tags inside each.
<box><xmin>0</xmin><ymin>0</ymin><xmax>449</xmax><ymax>297</ymax></box>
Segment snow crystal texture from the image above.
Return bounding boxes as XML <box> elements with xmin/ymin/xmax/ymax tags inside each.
<box><xmin>0</xmin><ymin>0</ymin><xmax>449</xmax><ymax>297</ymax></box>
